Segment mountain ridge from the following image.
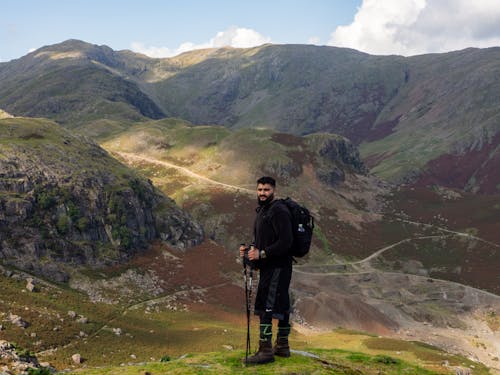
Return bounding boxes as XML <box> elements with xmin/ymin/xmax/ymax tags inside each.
<box><xmin>1</xmin><ymin>39</ymin><xmax>498</xmax><ymax>192</ymax></box>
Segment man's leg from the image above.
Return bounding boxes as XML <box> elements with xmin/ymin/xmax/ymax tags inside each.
<box><xmin>274</xmin><ymin>312</ymin><xmax>291</xmax><ymax>357</ymax></box>
<box><xmin>245</xmin><ymin>311</ymin><xmax>274</xmax><ymax>364</ymax></box>
<box><xmin>260</xmin><ymin>311</ymin><xmax>273</xmax><ymax>345</ymax></box>
<box><xmin>274</xmin><ymin>261</ymin><xmax>292</xmax><ymax>357</ymax></box>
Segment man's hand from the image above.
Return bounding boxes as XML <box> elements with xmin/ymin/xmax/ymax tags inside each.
<box><xmin>239</xmin><ymin>245</ymin><xmax>246</xmax><ymax>258</ymax></box>
<box><xmin>247</xmin><ymin>246</ymin><xmax>260</xmax><ymax>261</ymax></box>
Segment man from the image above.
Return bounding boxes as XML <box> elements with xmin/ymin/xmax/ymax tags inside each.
<box><xmin>240</xmin><ymin>176</ymin><xmax>294</xmax><ymax>365</ymax></box>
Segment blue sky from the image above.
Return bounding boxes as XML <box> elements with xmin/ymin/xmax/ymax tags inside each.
<box><xmin>1</xmin><ymin>0</ymin><xmax>360</xmax><ymax>61</ymax></box>
<box><xmin>2</xmin><ymin>0</ymin><xmax>500</xmax><ymax>62</ymax></box>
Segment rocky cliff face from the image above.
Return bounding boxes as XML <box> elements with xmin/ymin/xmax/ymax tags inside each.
<box><xmin>306</xmin><ymin>133</ymin><xmax>368</xmax><ymax>186</ymax></box>
<box><xmin>0</xmin><ymin>118</ymin><xmax>203</xmax><ymax>281</ymax></box>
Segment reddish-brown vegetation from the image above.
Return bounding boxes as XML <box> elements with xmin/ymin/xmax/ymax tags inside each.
<box><xmin>415</xmin><ymin>133</ymin><xmax>500</xmax><ymax>194</ymax></box>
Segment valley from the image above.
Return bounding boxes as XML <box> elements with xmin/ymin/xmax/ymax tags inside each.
<box><xmin>109</xmin><ymin>147</ymin><xmax>500</xmax><ymax>372</ymax></box>
<box><xmin>1</xmin><ymin>113</ymin><xmax>498</xmax><ymax>375</ymax></box>
<box><xmin>1</xmin><ymin>39</ymin><xmax>499</xmax><ymax>374</ymax></box>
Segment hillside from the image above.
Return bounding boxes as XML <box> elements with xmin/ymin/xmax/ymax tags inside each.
<box><xmin>0</xmin><ymin>240</ymin><xmax>493</xmax><ymax>375</ymax></box>
<box><xmin>99</xmin><ymin>118</ymin><xmax>500</xmax><ymax>286</ymax></box>
<box><xmin>0</xmin><ymin>40</ymin><xmax>164</xmax><ymax>128</ymax></box>
<box><xmin>0</xmin><ymin>40</ymin><xmax>498</xmax><ymax>191</ymax></box>
<box><xmin>0</xmin><ymin>117</ymin><xmax>203</xmax><ymax>281</ymax></box>
<box><xmin>1</xmin><ymin>40</ymin><xmax>499</xmax><ymax>373</ymax></box>
<box><xmin>1</xmin><ymin>116</ymin><xmax>498</xmax><ymax>372</ymax></box>
<box><xmin>99</xmin><ymin>118</ymin><xmax>379</xmax><ymax>253</ymax></box>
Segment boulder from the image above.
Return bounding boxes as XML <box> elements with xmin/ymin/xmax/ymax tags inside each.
<box><xmin>8</xmin><ymin>314</ymin><xmax>29</xmax><ymax>328</ymax></box>
<box><xmin>26</xmin><ymin>278</ymin><xmax>36</xmax><ymax>292</ymax></box>
<box><xmin>71</xmin><ymin>353</ymin><xmax>82</xmax><ymax>364</ymax></box>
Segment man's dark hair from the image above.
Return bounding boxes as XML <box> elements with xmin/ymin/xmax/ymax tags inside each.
<box><xmin>257</xmin><ymin>176</ymin><xmax>276</xmax><ymax>187</ymax></box>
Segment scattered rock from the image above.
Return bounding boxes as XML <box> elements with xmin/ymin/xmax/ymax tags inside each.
<box><xmin>76</xmin><ymin>316</ymin><xmax>88</xmax><ymax>324</ymax></box>
<box><xmin>222</xmin><ymin>345</ymin><xmax>233</xmax><ymax>351</ymax></box>
<box><xmin>8</xmin><ymin>313</ymin><xmax>29</xmax><ymax>328</ymax></box>
<box><xmin>454</xmin><ymin>367</ymin><xmax>471</xmax><ymax>375</ymax></box>
<box><xmin>26</xmin><ymin>278</ymin><xmax>36</xmax><ymax>292</ymax></box>
<box><xmin>71</xmin><ymin>353</ymin><xmax>82</xmax><ymax>364</ymax></box>
<box><xmin>130</xmin><ymin>354</ymin><xmax>136</xmax><ymax>359</ymax></box>
<box><xmin>68</xmin><ymin>311</ymin><xmax>77</xmax><ymax>318</ymax></box>
<box><xmin>0</xmin><ymin>339</ymin><xmax>45</xmax><ymax>374</ymax></box>
<box><xmin>39</xmin><ymin>362</ymin><xmax>56</xmax><ymax>373</ymax></box>
<box><xmin>112</xmin><ymin>327</ymin><xmax>122</xmax><ymax>336</ymax></box>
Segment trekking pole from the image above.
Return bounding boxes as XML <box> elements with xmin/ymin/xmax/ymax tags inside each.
<box><xmin>247</xmin><ymin>265</ymin><xmax>254</xmax><ymax>361</ymax></box>
<box><xmin>242</xmin><ymin>243</ymin><xmax>256</xmax><ymax>364</ymax></box>
<box><xmin>243</xmin><ymin>259</ymin><xmax>251</xmax><ymax>363</ymax></box>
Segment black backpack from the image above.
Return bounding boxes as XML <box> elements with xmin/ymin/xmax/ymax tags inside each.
<box><xmin>280</xmin><ymin>197</ymin><xmax>314</xmax><ymax>257</ymax></box>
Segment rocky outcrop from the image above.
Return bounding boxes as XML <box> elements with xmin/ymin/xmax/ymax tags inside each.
<box><xmin>0</xmin><ymin>118</ymin><xmax>203</xmax><ymax>281</ymax></box>
<box><xmin>0</xmin><ymin>340</ymin><xmax>55</xmax><ymax>374</ymax></box>
<box><xmin>306</xmin><ymin>133</ymin><xmax>368</xmax><ymax>186</ymax></box>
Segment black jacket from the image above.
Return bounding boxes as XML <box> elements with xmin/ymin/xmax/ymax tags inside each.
<box><xmin>254</xmin><ymin>199</ymin><xmax>293</xmax><ymax>268</ymax></box>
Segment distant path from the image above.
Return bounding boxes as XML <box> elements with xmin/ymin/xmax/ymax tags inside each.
<box><xmin>394</xmin><ymin>217</ymin><xmax>500</xmax><ymax>248</ymax></box>
<box><xmin>297</xmin><ymin>226</ymin><xmax>498</xmax><ymax>274</ymax></box>
<box><xmin>114</xmin><ymin>151</ymin><xmax>255</xmax><ymax>195</ymax></box>
<box><xmin>296</xmin><ymin>235</ymin><xmax>450</xmax><ymax>272</ymax></box>
<box><xmin>350</xmin><ymin>235</ymin><xmax>448</xmax><ymax>265</ymax></box>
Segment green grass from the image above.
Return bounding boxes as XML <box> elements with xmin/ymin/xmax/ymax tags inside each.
<box><xmin>102</xmin><ymin>119</ymin><xmax>295</xmax><ymax>187</ymax></box>
<box><xmin>68</xmin><ymin>348</ymin><xmax>450</xmax><ymax>375</ymax></box>
<box><xmin>2</xmin><ymin>270</ymin><xmax>487</xmax><ymax>374</ymax></box>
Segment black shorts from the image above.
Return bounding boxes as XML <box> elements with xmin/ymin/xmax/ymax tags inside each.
<box><xmin>254</xmin><ymin>264</ymin><xmax>292</xmax><ymax>320</ymax></box>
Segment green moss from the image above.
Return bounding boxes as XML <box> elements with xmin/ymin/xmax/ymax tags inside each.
<box><xmin>313</xmin><ymin>225</ymin><xmax>333</xmax><ymax>255</ymax></box>
<box><xmin>56</xmin><ymin>215</ymin><xmax>70</xmax><ymax>234</ymax></box>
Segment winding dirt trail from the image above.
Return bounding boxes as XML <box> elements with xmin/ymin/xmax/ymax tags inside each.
<box><xmin>114</xmin><ymin>151</ymin><xmax>255</xmax><ymax>195</ymax></box>
<box><xmin>395</xmin><ymin>217</ymin><xmax>500</xmax><ymax>248</ymax></box>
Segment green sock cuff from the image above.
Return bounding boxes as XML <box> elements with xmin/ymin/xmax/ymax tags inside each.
<box><xmin>260</xmin><ymin>323</ymin><xmax>273</xmax><ymax>339</ymax></box>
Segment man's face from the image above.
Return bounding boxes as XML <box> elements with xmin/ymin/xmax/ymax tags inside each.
<box><xmin>257</xmin><ymin>183</ymin><xmax>275</xmax><ymax>202</ymax></box>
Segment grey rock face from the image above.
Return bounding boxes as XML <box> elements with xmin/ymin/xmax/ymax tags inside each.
<box><xmin>0</xmin><ymin>121</ymin><xmax>204</xmax><ymax>281</ymax></box>
<box><xmin>306</xmin><ymin>134</ymin><xmax>368</xmax><ymax>186</ymax></box>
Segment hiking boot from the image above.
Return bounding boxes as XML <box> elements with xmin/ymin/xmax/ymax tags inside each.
<box><xmin>274</xmin><ymin>336</ymin><xmax>291</xmax><ymax>357</ymax></box>
<box><xmin>245</xmin><ymin>340</ymin><xmax>275</xmax><ymax>365</ymax></box>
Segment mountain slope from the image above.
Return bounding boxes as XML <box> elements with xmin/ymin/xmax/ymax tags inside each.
<box><xmin>100</xmin><ymin>118</ymin><xmax>379</xmax><ymax>256</ymax></box>
<box><xmin>1</xmin><ymin>40</ymin><xmax>498</xmax><ymax>192</ymax></box>
<box><xmin>145</xmin><ymin>44</ymin><xmax>408</xmax><ymax>141</ymax></box>
<box><xmin>0</xmin><ymin>117</ymin><xmax>203</xmax><ymax>281</ymax></box>
<box><xmin>359</xmin><ymin>47</ymin><xmax>500</xmax><ymax>189</ymax></box>
<box><xmin>147</xmin><ymin>45</ymin><xmax>499</xmax><ymax>192</ymax></box>
<box><xmin>1</xmin><ymin>256</ymin><xmax>490</xmax><ymax>375</ymax></box>
<box><xmin>0</xmin><ymin>40</ymin><xmax>164</xmax><ymax>127</ymax></box>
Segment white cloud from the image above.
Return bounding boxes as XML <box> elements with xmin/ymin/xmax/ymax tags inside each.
<box><xmin>308</xmin><ymin>36</ymin><xmax>321</xmax><ymax>45</ymax></box>
<box><xmin>131</xmin><ymin>26</ymin><xmax>271</xmax><ymax>58</ymax></box>
<box><xmin>210</xmin><ymin>26</ymin><xmax>271</xmax><ymax>48</ymax></box>
<box><xmin>328</xmin><ymin>0</ymin><xmax>500</xmax><ymax>56</ymax></box>
<box><xmin>130</xmin><ymin>43</ymin><xmax>176</xmax><ymax>58</ymax></box>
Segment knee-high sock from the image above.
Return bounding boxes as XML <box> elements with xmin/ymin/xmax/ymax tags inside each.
<box><xmin>277</xmin><ymin>312</ymin><xmax>290</xmax><ymax>337</ymax></box>
<box><xmin>259</xmin><ymin>311</ymin><xmax>273</xmax><ymax>342</ymax></box>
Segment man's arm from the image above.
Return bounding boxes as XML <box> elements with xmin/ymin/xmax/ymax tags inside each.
<box><xmin>263</xmin><ymin>207</ymin><xmax>293</xmax><ymax>258</ymax></box>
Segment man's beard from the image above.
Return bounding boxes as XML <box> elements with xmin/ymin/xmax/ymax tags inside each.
<box><xmin>258</xmin><ymin>193</ymin><xmax>274</xmax><ymax>206</ymax></box>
